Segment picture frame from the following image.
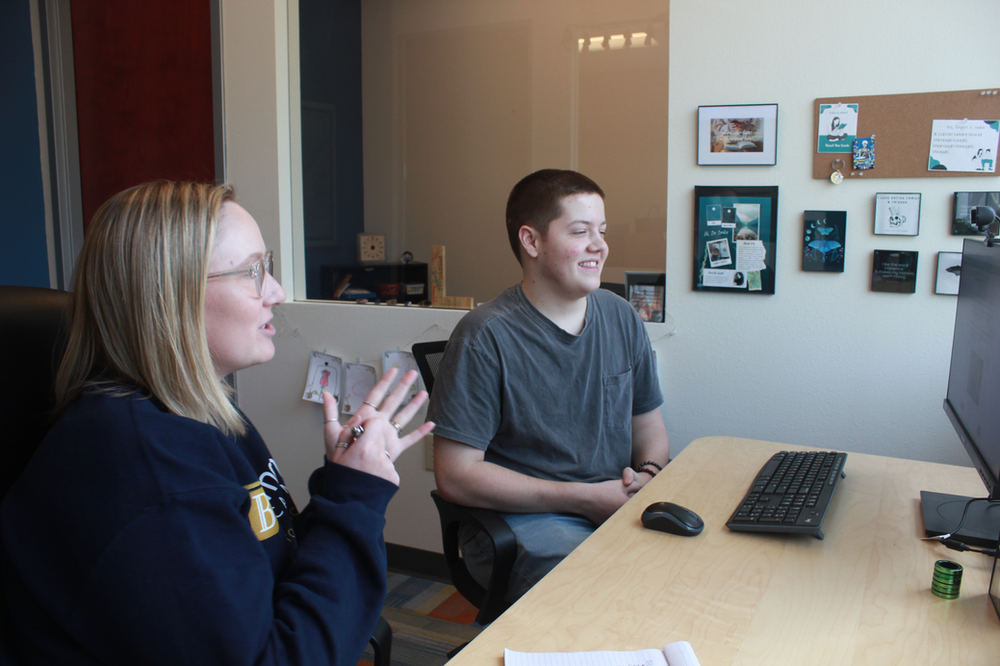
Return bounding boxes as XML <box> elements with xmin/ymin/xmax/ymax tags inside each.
<box><xmin>871</xmin><ymin>250</ymin><xmax>918</xmax><ymax>294</ymax></box>
<box><xmin>697</xmin><ymin>104</ymin><xmax>778</xmax><ymax>166</ymax></box>
<box><xmin>693</xmin><ymin>185</ymin><xmax>778</xmax><ymax>294</ymax></box>
<box><xmin>953</xmin><ymin>191</ymin><xmax>1000</xmax><ymax>235</ymax></box>
<box><xmin>935</xmin><ymin>251</ymin><xmax>963</xmax><ymax>295</ymax></box>
<box><xmin>625</xmin><ymin>272</ymin><xmax>665</xmax><ymax>323</ymax></box>
<box><xmin>802</xmin><ymin>211</ymin><xmax>846</xmax><ymax>273</ymax></box>
<box><xmin>874</xmin><ymin>193</ymin><xmax>921</xmax><ymax>236</ymax></box>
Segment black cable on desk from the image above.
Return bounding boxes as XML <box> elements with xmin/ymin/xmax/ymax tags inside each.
<box><xmin>929</xmin><ymin>496</ymin><xmax>1000</xmax><ymax>558</ymax></box>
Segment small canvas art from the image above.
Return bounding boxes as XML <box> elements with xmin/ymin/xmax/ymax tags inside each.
<box><xmin>935</xmin><ymin>252</ymin><xmax>962</xmax><ymax>295</ymax></box>
<box><xmin>874</xmin><ymin>193</ymin><xmax>921</xmax><ymax>236</ymax></box>
<box><xmin>872</xmin><ymin>250</ymin><xmax>918</xmax><ymax>294</ymax></box>
<box><xmin>802</xmin><ymin>211</ymin><xmax>846</xmax><ymax>273</ymax></box>
<box><xmin>953</xmin><ymin>191</ymin><xmax>1000</xmax><ymax>235</ymax></box>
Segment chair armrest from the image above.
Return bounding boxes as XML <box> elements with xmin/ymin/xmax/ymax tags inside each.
<box><xmin>430</xmin><ymin>490</ymin><xmax>517</xmax><ymax>625</ymax></box>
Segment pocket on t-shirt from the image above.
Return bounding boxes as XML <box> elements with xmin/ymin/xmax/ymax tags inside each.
<box><xmin>602</xmin><ymin>368</ymin><xmax>633</xmax><ymax>430</ymax></box>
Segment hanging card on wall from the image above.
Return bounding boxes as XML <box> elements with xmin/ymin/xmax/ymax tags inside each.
<box><xmin>817</xmin><ymin>103</ymin><xmax>858</xmax><ymax>153</ymax></box>
<box><xmin>929</xmin><ymin>119</ymin><xmax>999</xmax><ymax>173</ymax></box>
<box><xmin>303</xmin><ymin>352</ymin><xmax>343</xmax><ymax>405</ymax></box>
<box><xmin>341</xmin><ymin>363</ymin><xmax>377</xmax><ymax>415</ymax></box>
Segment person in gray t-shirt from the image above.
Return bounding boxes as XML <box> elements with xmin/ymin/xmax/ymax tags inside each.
<box><xmin>428</xmin><ymin>169</ymin><xmax>670</xmax><ymax>604</ymax></box>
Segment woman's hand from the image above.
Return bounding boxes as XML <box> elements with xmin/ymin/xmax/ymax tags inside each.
<box><xmin>322</xmin><ymin>367</ymin><xmax>435</xmax><ymax>485</ymax></box>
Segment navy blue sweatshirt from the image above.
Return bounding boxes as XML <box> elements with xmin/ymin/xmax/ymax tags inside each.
<box><xmin>1</xmin><ymin>390</ymin><xmax>395</xmax><ymax>665</ymax></box>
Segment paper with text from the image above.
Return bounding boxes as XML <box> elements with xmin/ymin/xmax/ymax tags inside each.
<box><xmin>504</xmin><ymin>641</ymin><xmax>699</xmax><ymax>666</ymax></box>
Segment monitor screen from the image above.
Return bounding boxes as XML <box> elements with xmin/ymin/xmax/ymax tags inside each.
<box><xmin>923</xmin><ymin>237</ymin><xmax>1000</xmax><ymax>549</ymax></box>
<box><xmin>944</xmin><ymin>237</ymin><xmax>1000</xmax><ymax>500</ymax></box>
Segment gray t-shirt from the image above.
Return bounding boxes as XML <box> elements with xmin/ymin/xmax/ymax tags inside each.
<box><xmin>427</xmin><ymin>284</ymin><xmax>663</xmax><ymax>483</ymax></box>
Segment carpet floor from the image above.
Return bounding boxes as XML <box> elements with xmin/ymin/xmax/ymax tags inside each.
<box><xmin>358</xmin><ymin>572</ymin><xmax>483</xmax><ymax>666</ymax></box>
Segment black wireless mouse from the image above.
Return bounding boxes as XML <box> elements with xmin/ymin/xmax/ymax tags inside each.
<box><xmin>641</xmin><ymin>501</ymin><xmax>704</xmax><ymax>536</ymax></box>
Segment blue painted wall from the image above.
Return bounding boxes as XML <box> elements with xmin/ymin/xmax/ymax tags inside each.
<box><xmin>0</xmin><ymin>0</ymin><xmax>49</xmax><ymax>288</ymax></box>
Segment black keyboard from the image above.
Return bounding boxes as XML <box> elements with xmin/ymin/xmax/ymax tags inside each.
<box><xmin>726</xmin><ymin>450</ymin><xmax>847</xmax><ymax>540</ymax></box>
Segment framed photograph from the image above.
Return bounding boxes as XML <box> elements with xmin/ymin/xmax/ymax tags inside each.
<box><xmin>874</xmin><ymin>193</ymin><xmax>921</xmax><ymax>236</ymax></box>
<box><xmin>625</xmin><ymin>272</ymin><xmax>665</xmax><ymax>323</ymax></box>
<box><xmin>953</xmin><ymin>191</ymin><xmax>1000</xmax><ymax>235</ymax></box>
<box><xmin>802</xmin><ymin>211</ymin><xmax>846</xmax><ymax>272</ymax></box>
<box><xmin>697</xmin><ymin>104</ymin><xmax>778</xmax><ymax>166</ymax></box>
<box><xmin>871</xmin><ymin>250</ymin><xmax>918</xmax><ymax>294</ymax></box>
<box><xmin>935</xmin><ymin>251</ymin><xmax>963</xmax><ymax>295</ymax></box>
<box><xmin>693</xmin><ymin>186</ymin><xmax>778</xmax><ymax>294</ymax></box>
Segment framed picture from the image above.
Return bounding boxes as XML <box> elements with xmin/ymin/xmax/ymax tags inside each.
<box><xmin>874</xmin><ymin>193</ymin><xmax>921</xmax><ymax>236</ymax></box>
<box><xmin>693</xmin><ymin>186</ymin><xmax>778</xmax><ymax>294</ymax></box>
<box><xmin>871</xmin><ymin>250</ymin><xmax>918</xmax><ymax>294</ymax></box>
<box><xmin>935</xmin><ymin>251</ymin><xmax>963</xmax><ymax>295</ymax></box>
<box><xmin>697</xmin><ymin>104</ymin><xmax>778</xmax><ymax>166</ymax></box>
<box><xmin>625</xmin><ymin>272</ymin><xmax>665</xmax><ymax>323</ymax></box>
<box><xmin>952</xmin><ymin>191</ymin><xmax>1000</xmax><ymax>235</ymax></box>
<box><xmin>802</xmin><ymin>211</ymin><xmax>846</xmax><ymax>272</ymax></box>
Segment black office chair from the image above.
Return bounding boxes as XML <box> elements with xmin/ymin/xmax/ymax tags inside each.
<box><xmin>0</xmin><ymin>286</ymin><xmax>391</xmax><ymax>666</ymax></box>
<box><xmin>0</xmin><ymin>286</ymin><xmax>71</xmax><ymax>502</ymax></box>
<box><xmin>0</xmin><ymin>285</ymin><xmax>71</xmax><ymax>664</ymax></box>
<box><xmin>411</xmin><ymin>341</ymin><xmax>518</xmax><ymax>626</ymax></box>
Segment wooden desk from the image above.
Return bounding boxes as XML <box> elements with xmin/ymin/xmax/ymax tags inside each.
<box><xmin>448</xmin><ymin>437</ymin><xmax>1000</xmax><ymax>665</ymax></box>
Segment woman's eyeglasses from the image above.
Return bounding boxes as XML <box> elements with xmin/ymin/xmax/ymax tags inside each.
<box><xmin>207</xmin><ymin>251</ymin><xmax>273</xmax><ymax>297</ymax></box>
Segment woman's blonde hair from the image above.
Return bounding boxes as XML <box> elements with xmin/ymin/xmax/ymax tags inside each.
<box><xmin>56</xmin><ymin>181</ymin><xmax>247</xmax><ymax>436</ymax></box>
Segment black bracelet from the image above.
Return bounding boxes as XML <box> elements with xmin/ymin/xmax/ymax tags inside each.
<box><xmin>637</xmin><ymin>467</ymin><xmax>656</xmax><ymax>477</ymax></box>
<box><xmin>638</xmin><ymin>460</ymin><xmax>663</xmax><ymax>473</ymax></box>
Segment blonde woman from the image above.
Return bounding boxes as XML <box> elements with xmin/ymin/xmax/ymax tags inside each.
<box><xmin>0</xmin><ymin>182</ymin><xmax>433</xmax><ymax>665</ymax></box>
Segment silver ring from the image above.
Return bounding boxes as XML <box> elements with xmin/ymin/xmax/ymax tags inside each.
<box><xmin>351</xmin><ymin>425</ymin><xmax>365</xmax><ymax>439</ymax></box>
<box><xmin>324</xmin><ymin>419</ymin><xmax>336</xmax><ymax>424</ymax></box>
<box><xmin>363</xmin><ymin>401</ymin><xmax>378</xmax><ymax>410</ymax></box>
<box><xmin>385</xmin><ymin>451</ymin><xmax>392</xmax><ymax>460</ymax></box>
<box><xmin>337</xmin><ymin>442</ymin><xmax>351</xmax><ymax>449</ymax></box>
<box><xmin>389</xmin><ymin>421</ymin><xmax>402</xmax><ymax>435</ymax></box>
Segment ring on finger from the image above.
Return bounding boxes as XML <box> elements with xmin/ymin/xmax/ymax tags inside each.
<box><xmin>389</xmin><ymin>421</ymin><xmax>402</xmax><ymax>435</ymax></box>
<box><xmin>337</xmin><ymin>442</ymin><xmax>351</xmax><ymax>449</ymax></box>
<box><xmin>385</xmin><ymin>451</ymin><xmax>392</xmax><ymax>460</ymax></box>
<box><xmin>351</xmin><ymin>425</ymin><xmax>365</xmax><ymax>439</ymax></box>
<box><xmin>363</xmin><ymin>401</ymin><xmax>378</xmax><ymax>410</ymax></box>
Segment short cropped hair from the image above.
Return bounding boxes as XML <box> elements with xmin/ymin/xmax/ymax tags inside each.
<box><xmin>505</xmin><ymin>169</ymin><xmax>605</xmax><ymax>264</ymax></box>
<box><xmin>55</xmin><ymin>181</ymin><xmax>247</xmax><ymax>436</ymax></box>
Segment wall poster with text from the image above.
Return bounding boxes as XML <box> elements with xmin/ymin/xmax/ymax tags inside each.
<box><xmin>693</xmin><ymin>186</ymin><xmax>778</xmax><ymax>294</ymax></box>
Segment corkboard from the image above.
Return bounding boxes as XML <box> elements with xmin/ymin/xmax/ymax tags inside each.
<box><xmin>812</xmin><ymin>88</ymin><xmax>1000</xmax><ymax>180</ymax></box>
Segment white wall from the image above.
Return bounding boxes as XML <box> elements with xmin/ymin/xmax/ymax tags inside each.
<box><xmin>225</xmin><ymin>0</ymin><xmax>1000</xmax><ymax>554</ymax></box>
<box><xmin>664</xmin><ymin>0</ymin><xmax>999</xmax><ymax>463</ymax></box>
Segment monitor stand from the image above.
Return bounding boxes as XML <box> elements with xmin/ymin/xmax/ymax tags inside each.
<box><xmin>920</xmin><ymin>491</ymin><xmax>1000</xmax><ymax>549</ymax></box>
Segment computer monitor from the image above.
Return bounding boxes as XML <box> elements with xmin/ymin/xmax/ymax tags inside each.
<box><xmin>921</xmin><ymin>236</ymin><xmax>1000</xmax><ymax>551</ymax></box>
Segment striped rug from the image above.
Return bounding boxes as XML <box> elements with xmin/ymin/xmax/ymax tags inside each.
<box><xmin>358</xmin><ymin>573</ymin><xmax>483</xmax><ymax>666</ymax></box>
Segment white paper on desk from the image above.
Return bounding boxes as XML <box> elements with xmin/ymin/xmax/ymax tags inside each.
<box><xmin>504</xmin><ymin>641</ymin><xmax>699</xmax><ymax>666</ymax></box>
